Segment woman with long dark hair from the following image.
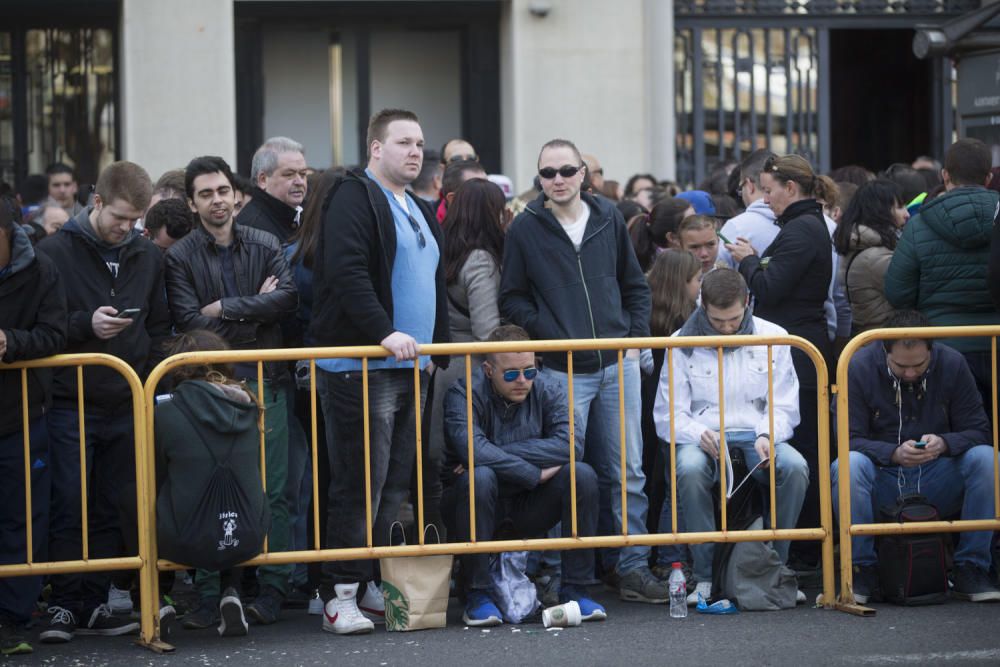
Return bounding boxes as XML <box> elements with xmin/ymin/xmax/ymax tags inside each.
<box><xmin>627</xmin><ymin>197</ymin><xmax>695</xmax><ymax>272</ymax></box>
<box><xmin>642</xmin><ymin>250</ymin><xmax>700</xmax><ymax>577</ymax></box>
<box><xmin>832</xmin><ymin>179</ymin><xmax>908</xmax><ymax>333</ymax></box>
<box><xmin>425</xmin><ymin>178</ymin><xmax>506</xmax><ymax>537</ymax></box>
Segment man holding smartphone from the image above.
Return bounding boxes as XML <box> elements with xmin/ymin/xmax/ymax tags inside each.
<box><xmin>35</xmin><ymin>161</ymin><xmax>173</xmax><ymax>643</ymax></box>
<box><xmin>832</xmin><ymin>310</ymin><xmax>999</xmax><ymax>604</ymax></box>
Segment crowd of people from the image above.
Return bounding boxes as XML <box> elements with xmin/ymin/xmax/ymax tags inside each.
<box><xmin>2</xmin><ymin>106</ymin><xmax>1000</xmax><ymax>655</ymax></box>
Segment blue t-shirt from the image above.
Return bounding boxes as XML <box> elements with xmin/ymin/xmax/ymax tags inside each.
<box><xmin>318</xmin><ymin>170</ymin><xmax>439</xmax><ymax>373</ymax></box>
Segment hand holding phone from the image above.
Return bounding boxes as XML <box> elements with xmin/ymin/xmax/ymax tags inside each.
<box><xmin>718</xmin><ymin>231</ymin><xmax>733</xmax><ymax>245</ymax></box>
<box><xmin>913</xmin><ymin>441</ymin><xmax>928</xmax><ymax>449</ymax></box>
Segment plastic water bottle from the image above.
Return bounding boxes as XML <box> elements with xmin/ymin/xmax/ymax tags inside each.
<box><xmin>669</xmin><ymin>562</ymin><xmax>687</xmax><ymax>618</ymax></box>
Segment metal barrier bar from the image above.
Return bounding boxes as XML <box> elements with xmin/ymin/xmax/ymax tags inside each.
<box><xmin>139</xmin><ymin>334</ymin><xmax>836</xmax><ymax>648</ymax></box>
<box><xmin>567</xmin><ymin>351</ymin><xmax>577</xmax><ymax>537</ymax></box>
<box><xmin>20</xmin><ymin>370</ymin><xmax>33</xmax><ymax>565</ymax></box>
<box><xmin>413</xmin><ymin>363</ymin><xmax>425</xmax><ymax>545</ymax></box>
<box><xmin>310</xmin><ymin>359</ymin><xmax>321</xmax><ymax>550</ymax></box>
<box><xmin>835</xmin><ymin>325</ymin><xmax>1000</xmax><ymax>614</ymax></box>
<box><xmin>667</xmin><ymin>347</ymin><xmax>678</xmax><ymax>536</ymax></box>
<box><xmin>1</xmin><ymin>354</ymin><xmax>154</xmax><ymax>648</ymax></box>
<box><xmin>717</xmin><ymin>346</ymin><xmax>727</xmax><ymax>532</ymax></box>
<box><xmin>767</xmin><ymin>345</ymin><xmax>777</xmax><ymax>530</ymax></box>
<box><xmin>256</xmin><ymin>362</ymin><xmax>268</xmax><ymax>554</ymax></box>
<box><xmin>617</xmin><ymin>349</ymin><xmax>627</xmax><ymax>537</ymax></box>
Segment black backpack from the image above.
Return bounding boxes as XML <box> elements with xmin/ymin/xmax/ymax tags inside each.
<box><xmin>157</xmin><ymin>400</ymin><xmax>271</xmax><ymax>571</ymax></box>
<box><xmin>877</xmin><ymin>494</ymin><xmax>949</xmax><ymax>606</ymax></box>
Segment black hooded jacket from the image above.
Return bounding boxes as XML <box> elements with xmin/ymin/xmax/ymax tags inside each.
<box><xmin>36</xmin><ymin>210</ymin><xmax>172</xmax><ymax>411</ymax></box>
<box><xmin>499</xmin><ymin>191</ymin><xmax>651</xmax><ymax>373</ymax></box>
<box><xmin>238</xmin><ymin>187</ymin><xmax>300</xmax><ymax>244</ymax></box>
<box><xmin>0</xmin><ymin>224</ymin><xmax>68</xmax><ymax>436</ymax></box>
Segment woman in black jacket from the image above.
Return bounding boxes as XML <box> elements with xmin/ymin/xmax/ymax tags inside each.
<box><xmin>725</xmin><ymin>154</ymin><xmax>832</xmax><ymax>566</ymax></box>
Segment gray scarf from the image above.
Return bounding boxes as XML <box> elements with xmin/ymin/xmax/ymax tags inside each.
<box><xmin>676</xmin><ymin>305</ymin><xmax>755</xmax><ymax>357</ymax></box>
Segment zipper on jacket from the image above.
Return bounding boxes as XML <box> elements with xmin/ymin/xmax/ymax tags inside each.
<box><xmin>576</xmin><ymin>251</ymin><xmax>602</xmax><ymax>368</ymax></box>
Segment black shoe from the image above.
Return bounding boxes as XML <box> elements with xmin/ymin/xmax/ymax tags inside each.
<box><xmin>852</xmin><ymin>565</ymin><xmax>880</xmax><ymax>605</ymax></box>
<box><xmin>39</xmin><ymin>606</ymin><xmax>77</xmax><ymax>644</ymax></box>
<box><xmin>159</xmin><ymin>603</ymin><xmax>177</xmax><ymax>639</ymax></box>
<box><xmin>77</xmin><ymin>604</ymin><xmax>139</xmax><ymax>636</ymax></box>
<box><xmin>282</xmin><ymin>586</ymin><xmax>311</xmax><ymax>610</ymax></box>
<box><xmin>0</xmin><ymin>621</ymin><xmax>32</xmax><ymax>655</ymax></box>
<box><xmin>245</xmin><ymin>587</ymin><xmax>283</xmax><ymax>625</ymax></box>
<box><xmin>218</xmin><ymin>588</ymin><xmax>248</xmax><ymax>637</ymax></box>
<box><xmin>181</xmin><ymin>598</ymin><xmax>221</xmax><ymax>630</ymax></box>
<box><xmin>950</xmin><ymin>563</ymin><xmax>1000</xmax><ymax>602</ymax></box>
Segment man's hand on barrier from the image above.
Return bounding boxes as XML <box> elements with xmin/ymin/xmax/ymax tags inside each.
<box><xmin>200</xmin><ymin>300</ymin><xmax>223</xmax><ymax>319</ymax></box>
<box><xmin>540</xmin><ymin>465</ymin><xmax>562</xmax><ymax>483</ymax></box>
<box><xmin>699</xmin><ymin>429</ymin><xmax>720</xmax><ymax>459</ymax></box>
<box><xmin>754</xmin><ymin>435</ymin><xmax>771</xmax><ymax>467</ymax></box>
<box><xmin>91</xmin><ymin>306</ymin><xmax>133</xmax><ymax>340</ymax></box>
<box><xmin>893</xmin><ymin>440</ymin><xmax>937</xmax><ymax>467</ymax></box>
<box><xmin>381</xmin><ymin>331</ymin><xmax>419</xmax><ymax>361</ymax></box>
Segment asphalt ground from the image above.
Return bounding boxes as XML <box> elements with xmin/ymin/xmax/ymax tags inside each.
<box><xmin>11</xmin><ymin>582</ymin><xmax>1000</xmax><ymax>666</ymax></box>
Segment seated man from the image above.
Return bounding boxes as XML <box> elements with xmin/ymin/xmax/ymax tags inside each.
<box><xmin>832</xmin><ymin>310</ymin><xmax>1000</xmax><ymax>603</ymax></box>
<box><xmin>653</xmin><ymin>268</ymin><xmax>809</xmax><ymax>604</ymax></box>
<box><xmin>442</xmin><ymin>325</ymin><xmax>605</xmax><ymax>626</ymax></box>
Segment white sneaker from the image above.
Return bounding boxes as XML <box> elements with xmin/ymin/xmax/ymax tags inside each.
<box><xmin>107</xmin><ymin>583</ymin><xmax>133</xmax><ymax>614</ymax></box>
<box><xmin>359</xmin><ymin>581</ymin><xmax>385</xmax><ymax>624</ymax></box>
<box><xmin>686</xmin><ymin>581</ymin><xmax>713</xmax><ymax>606</ymax></box>
<box><xmin>322</xmin><ymin>583</ymin><xmax>375</xmax><ymax>635</ymax></box>
<box><xmin>218</xmin><ymin>588</ymin><xmax>248</xmax><ymax>637</ymax></box>
<box><xmin>796</xmin><ymin>589</ymin><xmax>807</xmax><ymax>604</ymax></box>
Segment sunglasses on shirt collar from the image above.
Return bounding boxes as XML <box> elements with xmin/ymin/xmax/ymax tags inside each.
<box><xmin>406</xmin><ymin>214</ymin><xmax>427</xmax><ymax>249</ymax></box>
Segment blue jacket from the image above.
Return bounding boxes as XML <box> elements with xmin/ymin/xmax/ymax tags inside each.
<box><xmin>443</xmin><ymin>369</ymin><xmax>583</xmax><ymax>490</ymax></box>
<box><xmin>843</xmin><ymin>340</ymin><xmax>989</xmax><ymax>466</ymax></box>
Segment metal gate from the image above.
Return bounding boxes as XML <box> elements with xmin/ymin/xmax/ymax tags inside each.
<box><xmin>674</xmin><ymin>0</ymin><xmax>978</xmax><ymax>188</ymax></box>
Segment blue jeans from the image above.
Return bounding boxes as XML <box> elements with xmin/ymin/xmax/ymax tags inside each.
<box><xmin>286</xmin><ymin>385</ymin><xmax>313</xmax><ymax>588</ymax></box>
<box><xmin>676</xmin><ymin>432</ymin><xmax>809</xmax><ymax>581</ymax></box>
<box><xmin>46</xmin><ymin>407</ymin><xmax>134</xmax><ymax>613</ymax></box>
<box><xmin>656</xmin><ymin>439</ymin><xmax>690</xmax><ymax>567</ymax></box>
<box><xmin>0</xmin><ymin>418</ymin><xmax>50</xmax><ymax>624</ymax></box>
<box><xmin>543</xmin><ymin>358</ymin><xmax>650</xmax><ymax>574</ymax></box>
<box><xmin>832</xmin><ymin>447</ymin><xmax>998</xmax><ymax>570</ymax></box>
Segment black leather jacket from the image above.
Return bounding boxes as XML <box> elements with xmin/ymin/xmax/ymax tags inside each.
<box><xmin>164</xmin><ymin>223</ymin><xmax>298</xmax><ymax>381</ymax></box>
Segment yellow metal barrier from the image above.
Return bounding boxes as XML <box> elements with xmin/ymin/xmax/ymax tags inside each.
<box><xmin>835</xmin><ymin>326</ymin><xmax>1000</xmax><ymax>616</ymax></box>
<box><xmin>0</xmin><ymin>354</ymin><xmax>152</xmax><ymax>635</ymax></box>
<box><xmin>139</xmin><ymin>334</ymin><xmax>835</xmax><ymax>650</ymax></box>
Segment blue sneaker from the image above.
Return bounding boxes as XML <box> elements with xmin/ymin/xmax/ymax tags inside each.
<box><xmin>462</xmin><ymin>591</ymin><xmax>502</xmax><ymax>627</ymax></box>
<box><xmin>560</xmin><ymin>586</ymin><xmax>607</xmax><ymax>622</ymax></box>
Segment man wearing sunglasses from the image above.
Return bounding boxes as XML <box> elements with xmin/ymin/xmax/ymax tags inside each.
<box><xmin>442</xmin><ymin>325</ymin><xmax>604</xmax><ymax>626</ymax></box>
<box><xmin>500</xmin><ymin>139</ymin><xmax>660</xmax><ymax>604</ymax></box>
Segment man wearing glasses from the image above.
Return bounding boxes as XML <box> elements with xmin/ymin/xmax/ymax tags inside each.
<box><xmin>442</xmin><ymin>325</ymin><xmax>605</xmax><ymax>626</ymax></box>
<box><xmin>717</xmin><ymin>148</ymin><xmax>777</xmax><ymax>269</ymax></box>
<box><xmin>311</xmin><ymin>108</ymin><xmax>450</xmax><ymax>636</ymax></box>
<box><xmin>500</xmin><ymin>139</ymin><xmax>661</xmax><ymax>603</ymax></box>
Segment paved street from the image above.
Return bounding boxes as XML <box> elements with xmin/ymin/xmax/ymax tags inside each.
<box><xmin>16</xmin><ymin>585</ymin><xmax>1000</xmax><ymax>666</ymax></box>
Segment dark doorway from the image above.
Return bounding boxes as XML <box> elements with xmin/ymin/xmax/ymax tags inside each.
<box><xmin>829</xmin><ymin>29</ymin><xmax>934</xmax><ymax>172</ymax></box>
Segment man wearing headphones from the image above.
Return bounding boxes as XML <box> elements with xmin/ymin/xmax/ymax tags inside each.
<box><xmin>832</xmin><ymin>310</ymin><xmax>999</xmax><ymax>604</ymax></box>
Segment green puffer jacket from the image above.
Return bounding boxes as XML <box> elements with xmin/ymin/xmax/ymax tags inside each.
<box><xmin>884</xmin><ymin>186</ymin><xmax>1000</xmax><ymax>353</ymax></box>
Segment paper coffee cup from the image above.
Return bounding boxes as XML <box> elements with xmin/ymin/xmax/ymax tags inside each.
<box><xmin>542</xmin><ymin>600</ymin><xmax>582</xmax><ymax>628</ymax></box>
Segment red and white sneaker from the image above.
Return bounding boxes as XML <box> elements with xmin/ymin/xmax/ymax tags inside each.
<box><xmin>359</xmin><ymin>581</ymin><xmax>385</xmax><ymax>625</ymax></box>
<box><xmin>322</xmin><ymin>583</ymin><xmax>374</xmax><ymax>635</ymax></box>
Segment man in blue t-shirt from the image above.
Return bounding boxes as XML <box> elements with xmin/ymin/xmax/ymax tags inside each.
<box><xmin>310</xmin><ymin>109</ymin><xmax>451</xmax><ymax>636</ymax></box>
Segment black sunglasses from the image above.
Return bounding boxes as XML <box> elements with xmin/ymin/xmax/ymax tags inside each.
<box><xmin>538</xmin><ymin>165</ymin><xmax>584</xmax><ymax>180</ymax></box>
<box><xmin>448</xmin><ymin>153</ymin><xmax>478</xmax><ymax>164</ymax></box>
<box><xmin>407</xmin><ymin>214</ymin><xmax>427</xmax><ymax>249</ymax></box>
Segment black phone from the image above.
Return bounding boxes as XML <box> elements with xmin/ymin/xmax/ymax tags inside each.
<box><xmin>115</xmin><ymin>308</ymin><xmax>141</xmax><ymax>319</ymax></box>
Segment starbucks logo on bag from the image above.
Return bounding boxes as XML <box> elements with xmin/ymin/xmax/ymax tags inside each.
<box><xmin>380</xmin><ymin>581</ymin><xmax>410</xmax><ymax>630</ymax></box>
<box><xmin>218</xmin><ymin>511</ymin><xmax>240</xmax><ymax>550</ymax></box>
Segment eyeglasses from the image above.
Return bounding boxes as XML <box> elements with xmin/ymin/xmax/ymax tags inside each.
<box><xmin>448</xmin><ymin>154</ymin><xmax>478</xmax><ymax>164</ymax></box>
<box><xmin>407</xmin><ymin>214</ymin><xmax>427</xmax><ymax>249</ymax></box>
<box><xmin>501</xmin><ymin>367</ymin><xmax>538</xmax><ymax>382</ymax></box>
<box><xmin>538</xmin><ymin>165</ymin><xmax>584</xmax><ymax>180</ymax></box>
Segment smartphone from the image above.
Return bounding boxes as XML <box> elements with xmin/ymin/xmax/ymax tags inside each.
<box><xmin>115</xmin><ymin>308</ymin><xmax>141</xmax><ymax>319</ymax></box>
<box><xmin>718</xmin><ymin>231</ymin><xmax>733</xmax><ymax>245</ymax></box>
<box><xmin>913</xmin><ymin>441</ymin><xmax>928</xmax><ymax>449</ymax></box>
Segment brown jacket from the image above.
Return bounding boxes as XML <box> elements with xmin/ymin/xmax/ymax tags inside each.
<box><xmin>839</xmin><ymin>225</ymin><xmax>894</xmax><ymax>333</ymax></box>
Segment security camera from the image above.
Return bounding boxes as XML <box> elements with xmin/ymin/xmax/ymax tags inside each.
<box><xmin>528</xmin><ymin>1</ymin><xmax>552</xmax><ymax>18</ymax></box>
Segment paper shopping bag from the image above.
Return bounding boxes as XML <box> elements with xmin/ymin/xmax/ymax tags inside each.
<box><xmin>379</xmin><ymin>523</ymin><xmax>453</xmax><ymax>631</ymax></box>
